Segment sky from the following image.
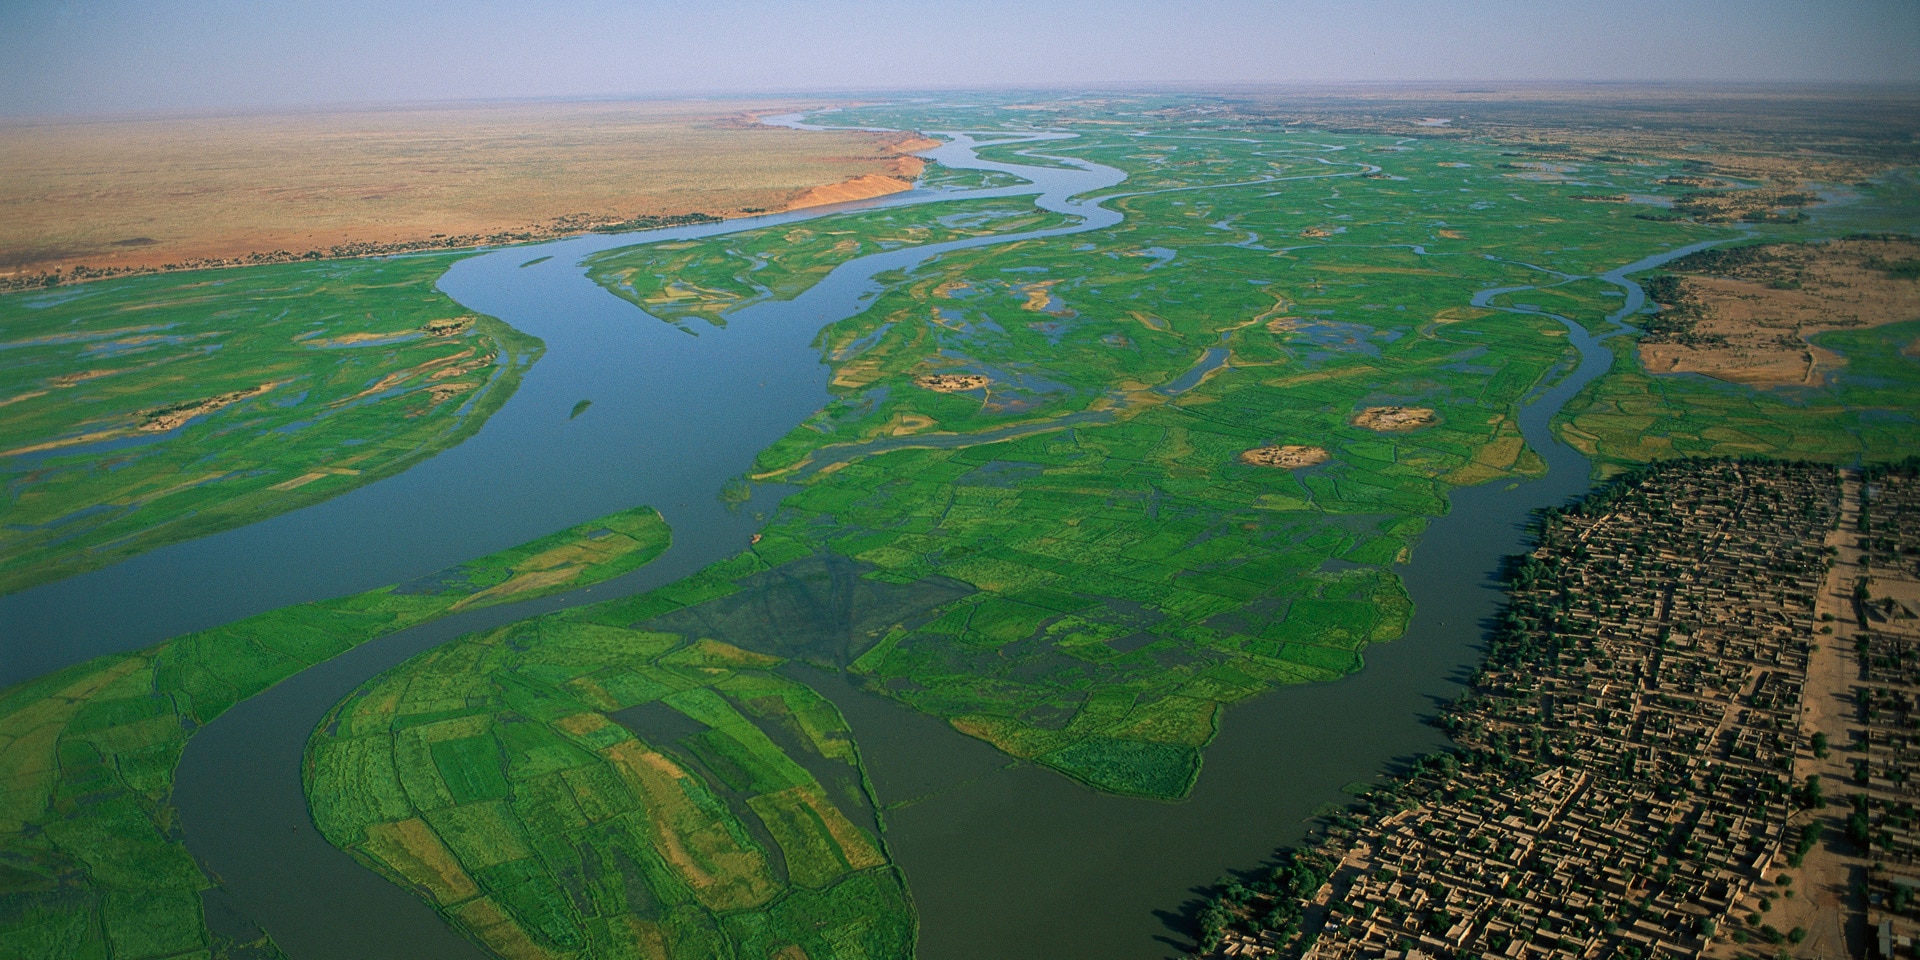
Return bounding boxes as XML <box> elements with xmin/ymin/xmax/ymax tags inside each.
<box><xmin>3</xmin><ymin>0</ymin><xmax>1918</xmax><ymax>116</ymax></box>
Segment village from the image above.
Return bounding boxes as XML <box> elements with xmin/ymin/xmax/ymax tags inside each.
<box><xmin>1205</xmin><ymin>458</ymin><xmax>1920</xmax><ymax>960</ymax></box>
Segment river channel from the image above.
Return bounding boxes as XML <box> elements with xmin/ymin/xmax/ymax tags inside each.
<box><xmin>20</xmin><ymin>117</ymin><xmax>1726</xmax><ymax>958</ymax></box>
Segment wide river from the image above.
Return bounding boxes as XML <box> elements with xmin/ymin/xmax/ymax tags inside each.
<box><xmin>10</xmin><ymin>119</ymin><xmax>1728</xmax><ymax>959</ymax></box>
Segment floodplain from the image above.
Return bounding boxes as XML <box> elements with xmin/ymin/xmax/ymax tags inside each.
<box><xmin>0</xmin><ymin>89</ymin><xmax>1917</xmax><ymax>960</ymax></box>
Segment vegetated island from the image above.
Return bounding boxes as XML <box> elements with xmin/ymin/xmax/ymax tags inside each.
<box><xmin>0</xmin><ymin>254</ymin><xmax>541</xmax><ymax>593</ymax></box>
<box><xmin>0</xmin><ymin>507</ymin><xmax>669</xmax><ymax>958</ymax></box>
<box><xmin>1190</xmin><ymin>456</ymin><xmax>1920</xmax><ymax>960</ymax></box>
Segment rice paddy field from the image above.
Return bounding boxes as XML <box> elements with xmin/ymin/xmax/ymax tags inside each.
<box><xmin>1</xmin><ymin>91</ymin><xmax>1917</xmax><ymax>959</ymax></box>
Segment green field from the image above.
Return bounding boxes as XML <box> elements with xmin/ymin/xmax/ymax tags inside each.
<box><xmin>0</xmin><ymin>254</ymin><xmax>541</xmax><ymax>594</ymax></box>
<box><xmin>307</xmin><ymin>616</ymin><xmax>911</xmax><ymax>960</ymax></box>
<box><xmin>0</xmin><ymin>507</ymin><xmax>668</xmax><ymax>959</ymax></box>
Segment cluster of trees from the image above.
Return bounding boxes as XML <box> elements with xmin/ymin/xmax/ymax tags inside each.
<box><xmin>1194</xmin><ymin>849</ymin><xmax>1336</xmax><ymax>946</ymax></box>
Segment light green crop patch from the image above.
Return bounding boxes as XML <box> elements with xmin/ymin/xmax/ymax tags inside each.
<box><xmin>307</xmin><ymin>616</ymin><xmax>910</xmax><ymax>960</ymax></box>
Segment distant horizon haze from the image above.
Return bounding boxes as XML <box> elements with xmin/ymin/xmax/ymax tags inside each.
<box><xmin>3</xmin><ymin>0</ymin><xmax>1918</xmax><ymax>118</ymax></box>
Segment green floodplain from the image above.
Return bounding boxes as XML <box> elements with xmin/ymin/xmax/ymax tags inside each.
<box><xmin>0</xmin><ymin>254</ymin><xmax>540</xmax><ymax>594</ymax></box>
<box><xmin>2</xmin><ymin>93</ymin><xmax>1919</xmax><ymax>959</ymax></box>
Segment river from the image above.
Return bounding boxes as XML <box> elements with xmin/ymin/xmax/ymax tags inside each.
<box><xmin>30</xmin><ymin>118</ymin><xmax>1724</xmax><ymax>958</ymax></box>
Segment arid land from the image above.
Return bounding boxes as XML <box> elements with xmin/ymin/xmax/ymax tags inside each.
<box><xmin>1638</xmin><ymin>237</ymin><xmax>1920</xmax><ymax>386</ymax></box>
<box><xmin>0</xmin><ymin>99</ymin><xmax>928</xmax><ymax>282</ymax></box>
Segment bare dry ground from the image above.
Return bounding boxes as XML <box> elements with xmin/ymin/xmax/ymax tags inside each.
<box><xmin>1638</xmin><ymin>238</ymin><xmax>1920</xmax><ymax>386</ymax></box>
<box><xmin>1238</xmin><ymin>444</ymin><xmax>1329</xmax><ymax>469</ymax></box>
<box><xmin>0</xmin><ymin>99</ymin><xmax>923</xmax><ymax>279</ymax></box>
<box><xmin>1350</xmin><ymin>405</ymin><xmax>1438</xmax><ymax>432</ymax></box>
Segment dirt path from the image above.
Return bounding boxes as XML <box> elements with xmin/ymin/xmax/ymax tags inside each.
<box><xmin>1739</xmin><ymin>471</ymin><xmax>1865</xmax><ymax>960</ymax></box>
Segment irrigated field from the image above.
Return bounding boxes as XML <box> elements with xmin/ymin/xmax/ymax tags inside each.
<box><xmin>0</xmin><ymin>100</ymin><xmax>926</xmax><ymax>281</ymax></box>
<box><xmin>0</xmin><ymin>507</ymin><xmax>668</xmax><ymax>958</ymax></box>
<box><xmin>0</xmin><ymin>254</ymin><xmax>541</xmax><ymax>593</ymax></box>
<box><xmin>308</xmin><ymin>618</ymin><xmax>910</xmax><ymax>960</ymax></box>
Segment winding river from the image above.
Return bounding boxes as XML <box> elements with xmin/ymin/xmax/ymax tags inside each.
<box><xmin>13</xmin><ymin>117</ymin><xmax>1728</xmax><ymax>958</ymax></box>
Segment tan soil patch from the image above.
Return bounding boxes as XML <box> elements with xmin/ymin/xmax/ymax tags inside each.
<box><xmin>914</xmin><ymin>374</ymin><xmax>989</xmax><ymax>393</ymax></box>
<box><xmin>361</xmin><ymin>817</ymin><xmax>479</xmax><ymax>904</ymax></box>
<box><xmin>1301</xmin><ymin>226</ymin><xmax>1334</xmax><ymax>238</ymax></box>
<box><xmin>1638</xmin><ymin>237</ymin><xmax>1920</xmax><ymax>387</ymax></box>
<box><xmin>47</xmin><ymin>369</ymin><xmax>119</xmax><ymax>387</ymax></box>
<box><xmin>1239</xmin><ymin>445</ymin><xmax>1329</xmax><ymax>469</ymax></box>
<box><xmin>0</xmin><ymin>100</ymin><xmax>918</xmax><ymax>280</ymax></box>
<box><xmin>270</xmin><ymin>472</ymin><xmax>330</xmax><ymax>492</ymax></box>
<box><xmin>305</xmin><ymin>330</ymin><xmax>419</xmax><ymax>347</ymax></box>
<box><xmin>888</xmin><ymin>155</ymin><xmax>927</xmax><ymax>179</ymax></box>
<box><xmin>1018</xmin><ymin>280</ymin><xmax>1063</xmax><ymax>312</ymax></box>
<box><xmin>140</xmin><ymin>382</ymin><xmax>280</xmax><ymax>432</ymax></box>
<box><xmin>1351</xmin><ymin>406</ymin><xmax>1438</xmax><ymax>431</ymax></box>
<box><xmin>424</xmin><ymin>383</ymin><xmax>475</xmax><ymax>404</ymax></box>
<box><xmin>786</xmin><ymin>173</ymin><xmax>914</xmax><ymax>210</ymax></box>
<box><xmin>422</xmin><ymin>316</ymin><xmax>475</xmax><ymax>337</ymax></box>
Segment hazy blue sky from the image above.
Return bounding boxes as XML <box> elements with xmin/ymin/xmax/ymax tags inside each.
<box><xmin>4</xmin><ymin>0</ymin><xmax>1917</xmax><ymax>116</ymax></box>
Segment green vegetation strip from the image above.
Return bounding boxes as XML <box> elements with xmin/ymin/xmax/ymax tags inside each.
<box><xmin>583</xmin><ymin>196</ymin><xmax>1075</xmax><ymax>326</ymax></box>
<box><xmin>0</xmin><ymin>254</ymin><xmax>540</xmax><ymax>595</ymax></box>
<box><xmin>0</xmin><ymin>507</ymin><xmax>668</xmax><ymax>960</ymax></box>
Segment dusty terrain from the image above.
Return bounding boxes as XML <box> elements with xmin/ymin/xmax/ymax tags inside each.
<box><xmin>785</xmin><ymin>138</ymin><xmax>934</xmax><ymax>210</ymax></box>
<box><xmin>1637</xmin><ymin>238</ymin><xmax>1920</xmax><ymax>386</ymax></box>
<box><xmin>1350</xmin><ymin>406</ymin><xmax>1437</xmax><ymax>432</ymax></box>
<box><xmin>1238</xmin><ymin>445</ymin><xmax>1329</xmax><ymax>469</ymax></box>
<box><xmin>914</xmin><ymin>374</ymin><xmax>991</xmax><ymax>393</ymax></box>
<box><xmin>0</xmin><ymin>99</ymin><xmax>924</xmax><ymax>280</ymax></box>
